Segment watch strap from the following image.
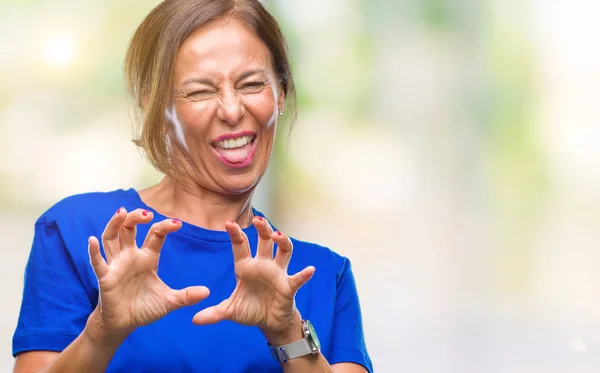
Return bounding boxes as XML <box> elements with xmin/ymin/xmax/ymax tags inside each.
<box><xmin>269</xmin><ymin>338</ymin><xmax>314</xmax><ymax>362</ymax></box>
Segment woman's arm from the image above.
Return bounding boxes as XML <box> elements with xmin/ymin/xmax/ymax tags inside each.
<box><xmin>13</xmin><ymin>352</ymin><xmax>58</xmax><ymax>373</ymax></box>
<box><xmin>13</xmin><ymin>310</ymin><xmax>126</xmax><ymax>373</ymax></box>
<box><xmin>263</xmin><ymin>313</ymin><xmax>368</xmax><ymax>373</ymax></box>
<box><xmin>14</xmin><ymin>209</ymin><xmax>209</xmax><ymax>373</ymax></box>
<box><xmin>191</xmin><ymin>219</ymin><xmax>372</xmax><ymax>373</ymax></box>
<box><xmin>281</xmin><ymin>358</ymin><xmax>367</xmax><ymax>373</ymax></box>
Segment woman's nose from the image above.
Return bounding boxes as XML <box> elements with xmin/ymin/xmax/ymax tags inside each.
<box><xmin>216</xmin><ymin>90</ymin><xmax>245</xmax><ymax>126</ymax></box>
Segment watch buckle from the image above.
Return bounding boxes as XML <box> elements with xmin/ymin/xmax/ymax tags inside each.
<box><xmin>269</xmin><ymin>346</ymin><xmax>289</xmax><ymax>363</ymax></box>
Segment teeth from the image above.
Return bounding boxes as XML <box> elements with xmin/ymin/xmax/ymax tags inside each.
<box><xmin>217</xmin><ymin>136</ymin><xmax>253</xmax><ymax>149</ymax></box>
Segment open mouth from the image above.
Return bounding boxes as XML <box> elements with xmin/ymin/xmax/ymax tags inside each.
<box><xmin>211</xmin><ymin>134</ymin><xmax>257</xmax><ymax>168</ymax></box>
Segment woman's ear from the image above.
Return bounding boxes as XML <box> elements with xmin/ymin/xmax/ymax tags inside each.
<box><xmin>277</xmin><ymin>89</ymin><xmax>285</xmax><ymax>115</ymax></box>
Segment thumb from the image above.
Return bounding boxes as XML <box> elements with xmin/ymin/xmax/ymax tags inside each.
<box><xmin>289</xmin><ymin>266</ymin><xmax>316</xmax><ymax>293</ymax></box>
<box><xmin>192</xmin><ymin>299</ymin><xmax>229</xmax><ymax>326</ymax></box>
<box><xmin>168</xmin><ymin>286</ymin><xmax>210</xmax><ymax>311</ymax></box>
<box><xmin>88</xmin><ymin>236</ymin><xmax>108</xmax><ymax>279</ymax></box>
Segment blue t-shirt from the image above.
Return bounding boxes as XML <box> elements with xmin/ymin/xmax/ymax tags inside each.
<box><xmin>13</xmin><ymin>189</ymin><xmax>373</xmax><ymax>372</ymax></box>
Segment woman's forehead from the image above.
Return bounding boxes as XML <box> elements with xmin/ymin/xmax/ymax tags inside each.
<box><xmin>174</xmin><ymin>18</ymin><xmax>273</xmax><ymax>80</ymax></box>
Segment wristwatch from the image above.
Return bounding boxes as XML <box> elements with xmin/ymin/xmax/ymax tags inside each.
<box><xmin>268</xmin><ymin>320</ymin><xmax>321</xmax><ymax>363</ymax></box>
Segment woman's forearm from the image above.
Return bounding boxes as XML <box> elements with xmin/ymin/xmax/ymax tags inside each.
<box><xmin>41</xmin><ymin>310</ymin><xmax>128</xmax><ymax>373</ymax></box>
<box><xmin>262</xmin><ymin>314</ymin><xmax>334</xmax><ymax>373</ymax></box>
<box><xmin>279</xmin><ymin>352</ymin><xmax>334</xmax><ymax>373</ymax></box>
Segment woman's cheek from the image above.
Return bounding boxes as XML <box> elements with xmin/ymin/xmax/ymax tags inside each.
<box><xmin>192</xmin><ymin>100</ymin><xmax>212</xmax><ymax>113</ymax></box>
<box><xmin>176</xmin><ymin>101</ymin><xmax>215</xmax><ymax>131</ymax></box>
<box><xmin>243</xmin><ymin>93</ymin><xmax>277</xmax><ymax>124</ymax></box>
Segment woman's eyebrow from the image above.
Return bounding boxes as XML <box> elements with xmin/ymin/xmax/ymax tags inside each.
<box><xmin>237</xmin><ymin>69</ymin><xmax>268</xmax><ymax>81</ymax></box>
<box><xmin>181</xmin><ymin>77</ymin><xmax>215</xmax><ymax>86</ymax></box>
<box><xmin>180</xmin><ymin>70</ymin><xmax>267</xmax><ymax>87</ymax></box>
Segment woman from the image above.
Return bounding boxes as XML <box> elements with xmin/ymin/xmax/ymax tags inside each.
<box><xmin>12</xmin><ymin>1</ymin><xmax>372</xmax><ymax>372</ymax></box>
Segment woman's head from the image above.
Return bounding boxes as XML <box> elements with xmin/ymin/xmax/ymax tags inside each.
<box><xmin>125</xmin><ymin>0</ymin><xmax>296</xmax><ymax>195</ymax></box>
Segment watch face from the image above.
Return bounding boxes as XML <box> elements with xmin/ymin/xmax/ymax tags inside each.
<box><xmin>305</xmin><ymin>320</ymin><xmax>321</xmax><ymax>351</ymax></box>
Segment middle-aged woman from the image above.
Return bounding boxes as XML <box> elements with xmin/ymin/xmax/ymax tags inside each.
<box><xmin>12</xmin><ymin>1</ymin><xmax>373</xmax><ymax>372</ymax></box>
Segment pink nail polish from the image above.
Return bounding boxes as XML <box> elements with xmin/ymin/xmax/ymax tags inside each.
<box><xmin>172</xmin><ymin>219</ymin><xmax>180</xmax><ymax>224</ymax></box>
<box><xmin>277</xmin><ymin>232</ymin><xmax>282</xmax><ymax>236</ymax></box>
<box><xmin>142</xmin><ymin>210</ymin><xmax>150</xmax><ymax>216</ymax></box>
<box><xmin>116</xmin><ymin>208</ymin><xmax>122</xmax><ymax>215</ymax></box>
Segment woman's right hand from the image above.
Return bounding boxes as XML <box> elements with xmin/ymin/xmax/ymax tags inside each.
<box><xmin>87</xmin><ymin>208</ymin><xmax>209</xmax><ymax>340</ymax></box>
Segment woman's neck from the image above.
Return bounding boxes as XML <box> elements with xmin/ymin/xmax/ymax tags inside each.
<box><xmin>137</xmin><ymin>176</ymin><xmax>255</xmax><ymax>231</ymax></box>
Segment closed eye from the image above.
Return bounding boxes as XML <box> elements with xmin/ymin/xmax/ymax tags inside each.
<box><xmin>186</xmin><ymin>90</ymin><xmax>215</xmax><ymax>99</ymax></box>
<box><xmin>239</xmin><ymin>81</ymin><xmax>267</xmax><ymax>93</ymax></box>
<box><xmin>242</xmin><ymin>81</ymin><xmax>265</xmax><ymax>87</ymax></box>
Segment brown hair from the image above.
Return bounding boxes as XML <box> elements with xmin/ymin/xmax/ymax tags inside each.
<box><xmin>124</xmin><ymin>0</ymin><xmax>296</xmax><ymax>177</ymax></box>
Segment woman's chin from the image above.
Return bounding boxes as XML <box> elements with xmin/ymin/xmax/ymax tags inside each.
<box><xmin>215</xmin><ymin>173</ymin><xmax>263</xmax><ymax>196</ymax></box>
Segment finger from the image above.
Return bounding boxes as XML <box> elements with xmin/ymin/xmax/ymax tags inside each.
<box><xmin>167</xmin><ymin>286</ymin><xmax>210</xmax><ymax>311</ymax></box>
<box><xmin>192</xmin><ymin>300</ymin><xmax>229</xmax><ymax>325</ymax></box>
<box><xmin>101</xmin><ymin>207</ymin><xmax>128</xmax><ymax>263</ymax></box>
<box><xmin>141</xmin><ymin>219</ymin><xmax>182</xmax><ymax>254</ymax></box>
<box><xmin>118</xmin><ymin>208</ymin><xmax>153</xmax><ymax>250</ymax></box>
<box><xmin>273</xmin><ymin>231</ymin><xmax>293</xmax><ymax>270</ymax></box>
<box><xmin>225</xmin><ymin>221</ymin><xmax>251</xmax><ymax>262</ymax></box>
<box><xmin>253</xmin><ymin>216</ymin><xmax>274</xmax><ymax>259</ymax></box>
<box><xmin>289</xmin><ymin>266</ymin><xmax>316</xmax><ymax>293</ymax></box>
<box><xmin>88</xmin><ymin>236</ymin><xmax>109</xmax><ymax>279</ymax></box>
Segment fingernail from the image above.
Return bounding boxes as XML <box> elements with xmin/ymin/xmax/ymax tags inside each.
<box><xmin>142</xmin><ymin>210</ymin><xmax>150</xmax><ymax>216</ymax></box>
<box><xmin>257</xmin><ymin>217</ymin><xmax>263</xmax><ymax>221</ymax></box>
<box><xmin>172</xmin><ymin>219</ymin><xmax>181</xmax><ymax>224</ymax></box>
<box><xmin>116</xmin><ymin>207</ymin><xmax>123</xmax><ymax>215</ymax></box>
<box><xmin>277</xmin><ymin>232</ymin><xmax>282</xmax><ymax>236</ymax></box>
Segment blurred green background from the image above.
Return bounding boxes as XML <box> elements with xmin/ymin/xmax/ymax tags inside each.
<box><xmin>2</xmin><ymin>0</ymin><xmax>600</xmax><ymax>371</ymax></box>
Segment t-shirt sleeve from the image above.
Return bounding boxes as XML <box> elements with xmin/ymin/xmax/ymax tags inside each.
<box><xmin>329</xmin><ymin>258</ymin><xmax>374</xmax><ymax>372</ymax></box>
<box><xmin>12</xmin><ymin>219</ymin><xmax>95</xmax><ymax>356</ymax></box>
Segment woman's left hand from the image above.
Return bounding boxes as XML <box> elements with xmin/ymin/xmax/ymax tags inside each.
<box><xmin>192</xmin><ymin>217</ymin><xmax>315</xmax><ymax>344</ymax></box>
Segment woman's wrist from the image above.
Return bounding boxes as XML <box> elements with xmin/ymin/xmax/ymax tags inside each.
<box><xmin>83</xmin><ymin>308</ymin><xmax>132</xmax><ymax>351</ymax></box>
<box><xmin>261</xmin><ymin>310</ymin><xmax>304</xmax><ymax>346</ymax></box>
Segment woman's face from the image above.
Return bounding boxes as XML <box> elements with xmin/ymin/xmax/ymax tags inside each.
<box><xmin>168</xmin><ymin>18</ymin><xmax>284</xmax><ymax>195</ymax></box>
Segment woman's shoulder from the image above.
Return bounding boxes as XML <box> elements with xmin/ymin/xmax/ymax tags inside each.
<box><xmin>255</xmin><ymin>210</ymin><xmax>350</xmax><ymax>269</ymax></box>
<box><xmin>37</xmin><ymin>188</ymin><xmax>138</xmax><ymax>226</ymax></box>
<box><xmin>287</xmin><ymin>236</ymin><xmax>350</xmax><ymax>274</ymax></box>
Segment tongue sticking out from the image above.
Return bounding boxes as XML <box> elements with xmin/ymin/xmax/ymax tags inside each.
<box><xmin>214</xmin><ymin>142</ymin><xmax>253</xmax><ymax>163</ymax></box>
